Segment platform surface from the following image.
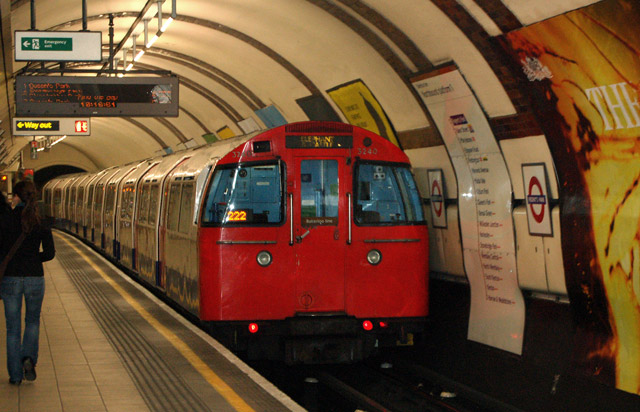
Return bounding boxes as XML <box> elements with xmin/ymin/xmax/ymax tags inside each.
<box><xmin>0</xmin><ymin>231</ymin><xmax>303</xmax><ymax>412</ymax></box>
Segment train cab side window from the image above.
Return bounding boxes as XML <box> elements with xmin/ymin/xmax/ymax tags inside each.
<box><xmin>201</xmin><ymin>162</ymin><xmax>283</xmax><ymax>226</ymax></box>
<box><xmin>354</xmin><ymin>163</ymin><xmax>425</xmax><ymax>224</ymax></box>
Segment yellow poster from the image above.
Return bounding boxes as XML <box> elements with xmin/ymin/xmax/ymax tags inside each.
<box><xmin>216</xmin><ymin>126</ymin><xmax>235</xmax><ymax>140</ymax></box>
<box><xmin>327</xmin><ymin>80</ymin><xmax>399</xmax><ymax>147</ymax></box>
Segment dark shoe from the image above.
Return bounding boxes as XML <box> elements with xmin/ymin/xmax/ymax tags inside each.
<box><xmin>9</xmin><ymin>379</ymin><xmax>21</xmax><ymax>386</ymax></box>
<box><xmin>22</xmin><ymin>357</ymin><xmax>36</xmax><ymax>381</ymax></box>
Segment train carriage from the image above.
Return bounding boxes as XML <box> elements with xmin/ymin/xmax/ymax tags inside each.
<box><xmin>46</xmin><ymin>121</ymin><xmax>429</xmax><ymax>363</ymax></box>
<box><xmin>103</xmin><ymin>162</ymin><xmax>148</xmax><ymax>259</ymax></box>
<box><xmin>198</xmin><ymin>122</ymin><xmax>428</xmax><ymax>362</ymax></box>
<box><xmin>134</xmin><ymin>152</ymin><xmax>191</xmax><ymax>287</ymax></box>
<box><xmin>89</xmin><ymin>167</ymin><xmax>120</xmax><ymax>249</ymax></box>
<box><xmin>76</xmin><ymin>172</ymin><xmax>102</xmax><ymax>240</ymax></box>
<box><xmin>117</xmin><ymin>159</ymin><xmax>158</xmax><ymax>271</ymax></box>
<box><xmin>69</xmin><ymin>174</ymin><xmax>96</xmax><ymax>235</ymax></box>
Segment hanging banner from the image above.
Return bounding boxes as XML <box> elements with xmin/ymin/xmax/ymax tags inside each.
<box><xmin>412</xmin><ymin>66</ymin><xmax>524</xmax><ymax>355</ymax></box>
<box><xmin>499</xmin><ymin>0</ymin><xmax>640</xmax><ymax>393</ymax></box>
<box><xmin>327</xmin><ymin>80</ymin><xmax>399</xmax><ymax>147</ymax></box>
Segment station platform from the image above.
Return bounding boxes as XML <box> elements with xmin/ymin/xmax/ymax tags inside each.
<box><xmin>0</xmin><ymin>231</ymin><xmax>304</xmax><ymax>412</ymax></box>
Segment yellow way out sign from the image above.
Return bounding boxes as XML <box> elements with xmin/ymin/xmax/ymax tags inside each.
<box><xmin>13</xmin><ymin>118</ymin><xmax>91</xmax><ymax>136</ymax></box>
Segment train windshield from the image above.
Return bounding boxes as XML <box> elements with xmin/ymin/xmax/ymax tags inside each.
<box><xmin>201</xmin><ymin>162</ymin><xmax>283</xmax><ymax>225</ymax></box>
<box><xmin>355</xmin><ymin>162</ymin><xmax>425</xmax><ymax>224</ymax></box>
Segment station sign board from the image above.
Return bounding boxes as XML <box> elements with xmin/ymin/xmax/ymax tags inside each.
<box><xmin>15</xmin><ymin>31</ymin><xmax>102</xmax><ymax>62</ymax></box>
<box><xmin>13</xmin><ymin>118</ymin><xmax>91</xmax><ymax>136</ymax></box>
<box><xmin>15</xmin><ymin>75</ymin><xmax>179</xmax><ymax>117</ymax></box>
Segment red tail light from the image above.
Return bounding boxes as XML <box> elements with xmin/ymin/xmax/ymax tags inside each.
<box><xmin>362</xmin><ymin>320</ymin><xmax>373</xmax><ymax>331</ymax></box>
<box><xmin>379</xmin><ymin>321</ymin><xmax>388</xmax><ymax>328</ymax></box>
<box><xmin>248</xmin><ymin>323</ymin><xmax>259</xmax><ymax>333</ymax></box>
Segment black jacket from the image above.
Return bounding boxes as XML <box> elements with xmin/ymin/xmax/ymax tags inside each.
<box><xmin>0</xmin><ymin>206</ymin><xmax>55</xmax><ymax>277</ymax></box>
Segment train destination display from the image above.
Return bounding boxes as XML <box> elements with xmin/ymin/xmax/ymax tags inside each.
<box><xmin>16</xmin><ymin>75</ymin><xmax>179</xmax><ymax>117</ymax></box>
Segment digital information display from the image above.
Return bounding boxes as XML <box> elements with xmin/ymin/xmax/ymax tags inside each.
<box><xmin>285</xmin><ymin>135</ymin><xmax>353</xmax><ymax>149</ymax></box>
<box><xmin>15</xmin><ymin>75</ymin><xmax>179</xmax><ymax>117</ymax></box>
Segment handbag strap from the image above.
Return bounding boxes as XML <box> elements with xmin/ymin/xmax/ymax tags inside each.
<box><xmin>0</xmin><ymin>232</ymin><xmax>27</xmax><ymax>273</ymax></box>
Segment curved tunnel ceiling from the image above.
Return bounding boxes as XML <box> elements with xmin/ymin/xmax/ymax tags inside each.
<box><xmin>1</xmin><ymin>0</ymin><xmax>600</xmax><ymax>172</ymax></box>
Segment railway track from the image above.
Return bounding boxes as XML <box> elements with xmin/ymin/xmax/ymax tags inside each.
<box><xmin>248</xmin><ymin>353</ymin><xmax>527</xmax><ymax>412</ymax></box>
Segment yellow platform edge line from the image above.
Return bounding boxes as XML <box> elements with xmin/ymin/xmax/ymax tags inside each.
<box><xmin>57</xmin><ymin>234</ymin><xmax>257</xmax><ymax>412</ymax></box>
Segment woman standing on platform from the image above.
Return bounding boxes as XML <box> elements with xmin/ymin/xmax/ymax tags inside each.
<box><xmin>0</xmin><ymin>180</ymin><xmax>55</xmax><ymax>385</ymax></box>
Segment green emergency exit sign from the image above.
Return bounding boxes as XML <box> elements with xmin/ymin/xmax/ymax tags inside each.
<box><xmin>21</xmin><ymin>37</ymin><xmax>72</xmax><ymax>51</ymax></box>
<box><xmin>14</xmin><ymin>31</ymin><xmax>101</xmax><ymax>62</ymax></box>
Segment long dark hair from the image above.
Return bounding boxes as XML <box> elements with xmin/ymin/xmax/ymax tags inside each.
<box><xmin>13</xmin><ymin>180</ymin><xmax>40</xmax><ymax>233</ymax></box>
<box><xmin>0</xmin><ymin>191</ymin><xmax>10</xmax><ymax>214</ymax></box>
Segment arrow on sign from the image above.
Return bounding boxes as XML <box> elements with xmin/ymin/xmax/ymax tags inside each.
<box><xmin>17</xmin><ymin>122</ymin><xmax>24</xmax><ymax>128</ymax></box>
<box><xmin>23</xmin><ymin>40</ymin><xmax>31</xmax><ymax>48</ymax></box>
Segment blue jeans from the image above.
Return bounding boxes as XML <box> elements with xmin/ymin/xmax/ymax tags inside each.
<box><xmin>1</xmin><ymin>276</ymin><xmax>45</xmax><ymax>382</ymax></box>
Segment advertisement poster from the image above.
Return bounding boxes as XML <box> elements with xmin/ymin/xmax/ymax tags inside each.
<box><xmin>522</xmin><ymin>163</ymin><xmax>553</xmax><ymax>236</ymax></box>
<box><xmin>427</xmin><ymin>169</ymin><xmax>447</xmax><ymax>228</ymax></box>
<box><xmin>216</xmin><ymin>126</ymin><xmax>235</xmax><ymax>140</ymax></box>
<box><xmin>500</xmin><ymin>0</ymin><xmax>640</xmax><ymax>393</ymax></box>
<box><xmin>412</xmin><ymin>67</ymin><xmax>524</xmax><ymax>355</ymax></box>
<box><xmin>255</xmin><ymin>105</ymin><xmax>287</xmax><ymax>128</ymax></box>
<box><xmin>327</xmin><ymin>80</ymin><xmax>400</xmax><ymax>147</ymax></box>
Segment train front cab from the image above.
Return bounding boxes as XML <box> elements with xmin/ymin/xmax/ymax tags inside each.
<box><xmin>198</xmin><ymin>122</ymin><xmax>428</xmax><ymax>363</ymax></box>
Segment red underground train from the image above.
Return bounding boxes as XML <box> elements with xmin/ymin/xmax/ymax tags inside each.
<box><xmin>43</xmin><ymin>121</ymin><xmax>429</xmax><ymax>363</ymax></box>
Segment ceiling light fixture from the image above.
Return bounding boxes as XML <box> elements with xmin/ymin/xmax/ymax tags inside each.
<box><xmin>125</xmin><ymin>0</ymin><xmax>176</xmax><ymax>72</ymax></box>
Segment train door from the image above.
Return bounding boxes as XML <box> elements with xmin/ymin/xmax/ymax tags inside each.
<box><xmin>292</xmin><ymin>156</ymin><xmax>349</xmax><ymax>312</ymax></box>
<box><xmin>157</xmin><ymin>158</ymin><xmax>190</xmax><ymax>289</ymax></box>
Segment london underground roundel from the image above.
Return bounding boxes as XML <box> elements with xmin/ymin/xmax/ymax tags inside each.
<box><xmin>527</xmin><ymin>176</ymin><xmax>546</xmax><ymax>224</ymax></box>
<box><xmin>431</xmin><ymin>179</ymin><xmax>443</xmax><ymax>217</ymax></box>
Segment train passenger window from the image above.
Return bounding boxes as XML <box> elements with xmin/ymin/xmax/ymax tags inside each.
<box><xmin>65</xmin><ymin>187</ymin><xmax>72</xmax><ymax>213</ymax></box>
<box><xmin>201</xmin><ymin>162</ymin><xmax>283</xmax><ymax>225</ymax></box>
<box><xmin>104</xmin><ymin>184</ymin><xmax>116</xmax><ymax>217</ymax></box>
<box><xmin>300</xmin><ymin>159</ymin><xmax>339</xmax><ymax>226</ymax></box>
<box><xmin>54</xmin><ymin>189</ymin><xmax>61</xmax><ymax>206</ymax></box>
<box><xmin>137</xmin><ymin>184</ymin><xmax>150</xmax><ymax>224</ymax></box>
<box><xmin>148</xmin><ymin>185</ymin><xmax>160</xmax><ymax>224</ymax></box>
<box><xmin>77</xmin><ymin>187</ymin><xmax>84</xmax><ymax>208</ymax></box>
<box><xmin>120</xmin><ymin>185</ymin><xmax>134</xmax><ymax>220</ymax></box>
<box><xmin>69</xmin><ymin>187</ymin><xmax>76</xmax><ymax>210</ymax></box>
<box><xmin>354</xmin><ymin>163</ymin><xmax>425</xmax><ymax>224</ymax></box>
<box><xmin>178</xmin><ymin>183</ymin><xmax>194</xmax><ymax>233</ymax></box>
<box><xmin>86</xmin><ymin>185</ymin><xmax>94</xmax><ymax>222</ymax></box>
<box><xmin>94</xmin><ymin>184</ymin><xmax>104</xmax><ymax>227</ymax></box>
<box><xmin>167</xmin><ymin>183</ymin><xmax>182</xmax><ymax>231</ymax></box>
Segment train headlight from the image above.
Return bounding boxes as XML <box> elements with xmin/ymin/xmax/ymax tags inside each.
<box><xmin>256</xmin><ymin>250</ymin><xmax>272</xmax><ymax>267</ymax></box>
<box><xmin>366</xmin><ymin>249</ymin><xmax>382</xmax><ymax>265</ymax></box>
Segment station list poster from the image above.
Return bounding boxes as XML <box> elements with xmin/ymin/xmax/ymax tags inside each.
<box><xmin>499</xmin><ymin>0</ymin><xmax>640</xmax><ymax>394</ymax></box>
<box><xmin>412</xmin><ymin>66</ymin><xmax>525</xmax><ymax>355</ymax></box>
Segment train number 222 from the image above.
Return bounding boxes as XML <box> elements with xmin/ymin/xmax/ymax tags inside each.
<box><xmin>226</xmin><ymin>210</ymin><xmax>247</xmax><ymax>221</ymax></box>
